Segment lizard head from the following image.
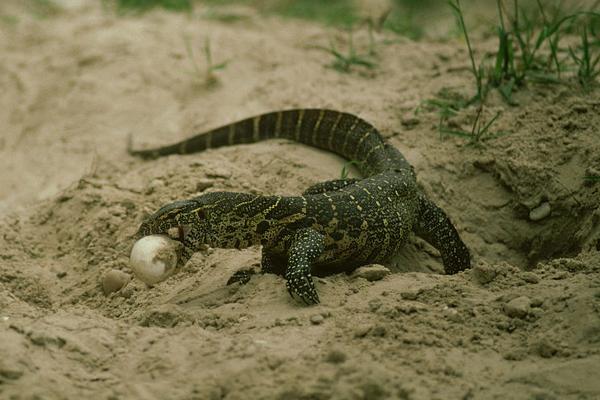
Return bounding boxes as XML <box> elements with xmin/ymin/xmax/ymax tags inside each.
<box><xmin>134</xmin><ymin>199</ymin><xmax>208</xmax><ymax>242</ymax></box>
<box><xmin>134</xmin><ymin>192</ymin><xmax>261</xmax><ymax>248</ymax></box>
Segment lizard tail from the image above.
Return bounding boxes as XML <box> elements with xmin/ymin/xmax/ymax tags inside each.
<box><xmin>127</xmin><ymin>109</ymin><xmax>405</xmax><ymax>176</ymax></box>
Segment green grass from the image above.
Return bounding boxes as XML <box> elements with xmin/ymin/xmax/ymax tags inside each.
<box><xmin>201</xmin><ymin>8</ymin><xmax>249</xmax><ymax>23</ymax></box>
<box><xmin>439</xmin><ymin>106</ymin><xmax>506</xmax><ymax>144</ymax></box>
<box><xmin>470</xmin><ymin>1</ymin><xmax>600</xmax><ymax>94</ymax></box>
<box><xmin>270</xmin><ymin>0</ymin><xmax>357</xmax><ymax>27</ymax></box>
<box><xmin>340</xmin><ymin>160</ymin><xmax>363</xmax><ymax>179</ymax></box>
<box><xmin>449</xmin><ymin>0</ymin><xmax>483</xmax><ymax>102</ymax></box>
<box><xmin>320</xmin><ymin>30</ymin><xmax>377</xmax><ymax>73</ymax></box>
<box><xmin>382</xmin><ymin>0</ymin><xmax>430</xmax><ymax>39</ymax></box>
<box><xmin>115</xmin><ymin>0</ymin><xmax>192</xmax><ymax>12</ymax></box>
<box><xmin>28</xmin><ymin>0</ymin><xmax>61</xmax><ymax>18</ymax></box>
<box><xmin>0</xmin><ymin>15</ymin><xmax>19</xmax><ymax>25</ymax></box>
<box><xmin>184</xmin><ymin>36</ymin><xmax>229</xmax><ymax>87</ymax></box>
<box><xmin>202</xmin><ymin>0</ymin><xmax>357</xmax><ymax>27</ymax></box>
<box><xmin>569</xmin><ymin>24</ymin><xmax>600</xmax><ymax>89</ymax></box>
<box><xmin>425</xmin><ymin>0</ymin><xmax>600</xmax><ymax>144</ymax></box>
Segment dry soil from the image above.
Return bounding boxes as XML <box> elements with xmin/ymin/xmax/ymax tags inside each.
<box><xmin>1</xmin><ymin>1</ymin><xmax>600</xmax><ymax>399</ymax></box>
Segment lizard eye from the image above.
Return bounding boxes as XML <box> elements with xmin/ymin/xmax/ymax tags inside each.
<box><xmin>197</xmin><ymin>209</ymin><xmax>206</xmax><ymax>219</ymax></box>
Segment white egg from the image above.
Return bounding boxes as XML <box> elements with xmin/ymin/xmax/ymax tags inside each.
<box><xmin>129</xmin><ymin>234</ymin><xmax>180</xmax><ymax>285</ymax></box>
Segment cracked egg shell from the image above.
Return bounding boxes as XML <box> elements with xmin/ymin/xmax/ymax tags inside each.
<box><xmin>129</xmin><ymin>234</ymin><xmax>179</xmax><ymax>285</ymax></box>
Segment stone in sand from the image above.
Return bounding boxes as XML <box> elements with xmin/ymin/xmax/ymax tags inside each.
<box><xmin>529</xmin><ymin>202</ymin><xmax>551</xmax><ymax>221</ymax></box>
<box><xmin>351</xmin><ymin>264</ymin><xmax>391</xmax><ymax>282</ymax></box>
<box><xmin>471</xmin><ymin>262</ymin><xmax>497</xmax><ymax>284</ymax></box>
<box><xmin>503</xmin><ymin>296</ymin><xmax>531</xmax><ymax>319</ymax></box>
<box><xmin>102</xmin><ymin>269</ymin><xmax>131</xmax><ymax>295</ymax></box>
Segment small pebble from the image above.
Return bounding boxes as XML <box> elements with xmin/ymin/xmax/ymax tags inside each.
<box><xmin>119</xmin><ymin>285</ymin><xmax>135</xmax><ymax>299</ymax></box>
<box><xmin>368</xmin><ymin>299</ymin><xmax>382</xmax><ymax>312</ymax></box>
<box><xmin>400</xmin><ymin>113</ymin><xmax>420</xmax><ymax>129</ymax></box>
<box><xmin>534</xmin><ymin>339</ymin><xmax>558</xmax><ymax>358</ymax></box>
<box><xmin>351</xmin><ymin>264</ymin><xmax>391</xmax><ymax>282</ymax></box>
<box><xmin>520</xmin><ymin>272</ymin><xmax>540</xmax><ymax>284</ymax></box>
<box><xmin>370</xmin><ymin>325</ymin><xmax>387</xmax><ymax>337</ymax></box>
<box><xmin>503</xmin><ymin>296</ymin><xmax>531</xmax><ymax>319</ymax></box>
<box><xmin>195</xmin><ymin>179</ymin><xmax>214</xmax><ymax>192</ymax></box>
<box><xmin>585</xmin><ymin>166</ymin><xmax>600</xmax><ymax>176</ymax></box>
<box><xmin>397</xmin><ymin>304</ymin><xmax>418</xmax><ymax>314</ymax></box>
<box><xmin>443</xmin><ymin>307</ymin><xmax>462</xmax><ymax>323</ymax></box>
<box><xmin>310</xmin><ymin>314</ymin><xmax>324</xmax><ymax>325</ymax></box>
<box><xmin>503</xmin><ymin>349</ymin><xmax>527</xmax><ymax>361</ymax></box>
<box><xmin>102</xmin><ymin>269</ymin><xmax>131</xmax><ymax>295</ymax></box>
<box><xmin>552</xmin><ymin>271</ymin><xmax>569</xmax><ymax>280</ymax></box>
<box><xmin>354</xmin><ymin>325</ymin><xmax>371</xmax><ymax>338</ymax></box>
<box><xmin>471</xmin><ymin>263</ymin><xmax>497</xmax><ymax>284</ymax></box>
<box><xmin>324</xmin><ymin>350</ymin><xmax>347</xmax><ymax>364</ymax></box>
<box><xmin>146</xmin><ymin>179</ymin><xmax>165</xmax><ymax>194</ymax></box>
<box><xmin>531</xmin><ymin>297</ymin><xmax>544</xmax><ymax>308</ymax></box>
<box><xmin>0</xmin><ymin>365</ymin><xmax>24</xmax><ymax>380</ymax></box>
<box><xmin>400</xmin><ymin>289</ymin><xmax>420</xmax><ymax>300</ymax></box>
<box><xmin>529</xmin><ymin>308</ymin><xmax>544</xmax><ymax>320</ymax></box>
<box><xmin>206</xmin><ymin>168</ymin><xmax>231</xmax><ymax>179</ymax></box>
<box><xmin>529</xmin><ymin>202</ymin><xmax>551</xmax><ymax>221</ymax></box>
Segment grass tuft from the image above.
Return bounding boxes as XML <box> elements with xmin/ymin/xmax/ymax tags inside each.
<box><xmin>28</xmin><ymin>0</ymin><xmax>61</xmax><ymax>18</ymax></box>
<box><xmin>425</xmin><ymin>0</ymin><xmax>600</xmax><ymax>145</ymax></box>
<box><xmin>340</xmin><ymin>160</ymin><xmax>364</xmax><ymax>179</ymax></box>
<box><xmin>184</xmin><ymin>36</ymin><xmax>229</xmax><ymax>88</ymax></box>
<box><xmin>115</xmin><ymin>0</ymin><xmax>192</xmax><ymax>12</ymax></box>
<box><xmin>449</xmin><ymin>0</ymin><xmax>484</xmax><ymax>101</ymax></box>
<box><xmin>569</xmin><ymin>24</ymin><xmax>600</xmax><ymax>89</ymax></box>
<box><xmin>202</xmin><ymin>0</ymin><xmax>358</xmax><ymax>27</ymax></box>
<box><xmin>270</xmin><ymin>0</ymin><xmax>357</xmax><ymax>27</ymax></box>
<box><xmin>319</xmin><ymin>30</ymin><xmax>377</xmax><ymax>73</ymax></box>
<box><xmin>0</xmin><ymin>15</ymin><xmax>20</xmax><ymax>25</ymax></box>
<box><xmin>439</xmin><ymin>106</ymin><xmax>506</xmax><ymax>144</ymax></box>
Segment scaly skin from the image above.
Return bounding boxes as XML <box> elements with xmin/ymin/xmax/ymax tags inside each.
<box><xmin>130</xmin><ymin>109</ymin><xmax>470</xmax><ymax>304</ymax></box>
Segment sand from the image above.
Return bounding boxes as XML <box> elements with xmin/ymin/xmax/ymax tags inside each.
<box><xmin>1</xmin><ymin>1</ymin><xmax>599</xmax><ymax>399</ymax></box>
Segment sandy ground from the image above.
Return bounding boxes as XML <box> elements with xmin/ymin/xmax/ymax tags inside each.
<box><xmin>1</xmin><ymin>1</ymin><xmax>600</xmax><ymax>399</ymax></box>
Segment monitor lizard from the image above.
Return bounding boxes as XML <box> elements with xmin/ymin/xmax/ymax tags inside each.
<box><xmin>128</xmin><ymin>109</ymin><xmax>470</xmax><ymax>304</ymax></box>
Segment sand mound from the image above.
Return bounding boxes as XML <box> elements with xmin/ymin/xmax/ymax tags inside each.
<box><xmin>1</xmin><ymin>1</ymin><xmax>599</xmax><ymax>399</ymax></box>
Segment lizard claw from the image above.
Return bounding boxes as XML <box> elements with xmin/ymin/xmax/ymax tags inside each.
<box><xmin>285</xmin><ymin>271</ymin><xmax>320</xmax><ymax>305</ymax></box>
<box><xmin>226</xmin><ymin>268</ymin><xmax>256</xmax><ymax>286</ymax></box>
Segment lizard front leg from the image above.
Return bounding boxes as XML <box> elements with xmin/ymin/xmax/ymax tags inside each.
<box><xmin>285</xmin><ymin>227</ymin><xmax>325</xmax><ymax>305</ymax></box>
<box><xmin>413</xmin><ymin>194</ymin><xmax>471</xmax><ymax>274</ymax></box>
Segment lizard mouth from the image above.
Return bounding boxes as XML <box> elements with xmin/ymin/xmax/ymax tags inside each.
<box><xmin>167</xmin><ymin>225</ymin><xmax>190</xmax><ymax>242</ymax></box>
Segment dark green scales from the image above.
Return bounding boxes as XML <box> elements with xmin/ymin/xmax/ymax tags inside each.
<box><xmin>129</xmin><ymin>109</ymin><xmax>470</xmax><ymax>304</ymax></box>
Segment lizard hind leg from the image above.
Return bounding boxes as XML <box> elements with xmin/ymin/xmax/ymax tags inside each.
<box><xmin>302</xmin><ymin>178</ymin><xmax>360</xmax><ymax>196</ymax></box>
<box><xmin>260</xmin><ymin>249</ymin><xmax>286</xmax><ymax>275</ymax></box>
<box><xmin>285</xmin><ymin>227</ymin><xmax>325</xmax><ymax>305</ymax></box>
<box><xmin>225</xmin><ymin>249</ymin><xmax>285</xmax><ymax>286</ymax></box>
<box><xmin>413</xmin><ymin>194</ymin><xmax>471</xmax><ymax>274</ymax></box>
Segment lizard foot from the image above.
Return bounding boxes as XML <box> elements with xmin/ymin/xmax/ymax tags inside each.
<box><xmin>285</xmin><ymin>269</ymin><xmax>320</xmax><ymax>305</ymax></box>
<box><xmin>226</xmin><ymin>267</ymin><xmax>257</xmax><ymax>286</ymax></box>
